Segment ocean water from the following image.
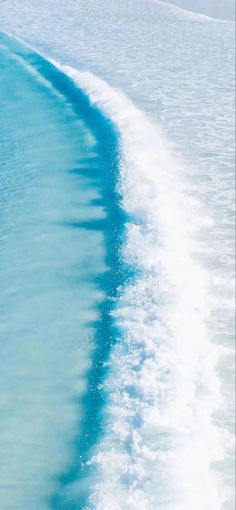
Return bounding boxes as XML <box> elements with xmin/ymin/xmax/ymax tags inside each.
<box><xmin>0</xmin><ymin>33</ymin><xmax>124</xmax><ymax>509</ymax></box>
<box><xmin>0</xmin><ymin>1</ymin><xmax>235</xmax><ymax>510</ymax></box>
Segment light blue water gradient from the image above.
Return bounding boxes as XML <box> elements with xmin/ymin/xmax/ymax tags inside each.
<box><xmin>0</xmin><ymin>32</ymin><xmax>125</xmax><ymax>510</ymax></box>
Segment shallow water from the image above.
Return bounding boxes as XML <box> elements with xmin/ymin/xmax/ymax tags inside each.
<box><xmin>0</xmin><ymin>33</ymin><xmax>124</xmax><ymax>509</ymax></box>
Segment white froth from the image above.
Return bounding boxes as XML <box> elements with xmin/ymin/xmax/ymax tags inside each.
<box><xmin>50</xmin><ymin>62</ymin><xmax>227</xmax><ymax>510</ymax></box>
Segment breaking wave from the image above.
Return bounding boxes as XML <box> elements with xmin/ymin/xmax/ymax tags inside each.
<box><xmin>52</xmin><ymin>63</ymin><xmax>225</xmax><ymax>509</ymax></box>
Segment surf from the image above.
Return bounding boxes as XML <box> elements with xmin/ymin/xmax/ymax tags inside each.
<box><xmin>54</xmin><ymin>64</ymin><xmax>224</xmax><ymax>510</ymax></box>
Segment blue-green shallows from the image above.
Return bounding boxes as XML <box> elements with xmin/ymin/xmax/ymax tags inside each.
<box><xmin>0</xmin><ymin>32</ymin><xmax>125</xmax><ymax>510</ymax></box>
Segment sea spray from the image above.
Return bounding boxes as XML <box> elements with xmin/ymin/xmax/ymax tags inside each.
<box><xmin>52</xmin><ymin>64</ymin><xmax>225</xmax><ymax>509</ymax></box>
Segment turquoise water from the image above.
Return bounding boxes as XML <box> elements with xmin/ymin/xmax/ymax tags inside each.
<box><xmin>0</xmin><ymin>33</ymin><xmax>124</xmax><ymax>509</ymax></box>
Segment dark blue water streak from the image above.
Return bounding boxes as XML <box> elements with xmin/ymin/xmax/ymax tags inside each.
<box><xmin>0</xmin><ymin>32</ymin><xmax>132</xmax><ymax>510</ymax></box>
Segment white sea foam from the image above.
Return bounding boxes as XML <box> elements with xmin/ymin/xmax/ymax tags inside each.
<box><xmin>49</xmin><ymin>62</ymin><xmax>227</xmax><ymax>509</ymax></box>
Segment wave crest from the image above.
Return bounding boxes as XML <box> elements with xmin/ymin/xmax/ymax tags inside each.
<box><xmin>50</xmin><ymin>62</ymin><xmax>225</xmax><ymax>509</ymax></box>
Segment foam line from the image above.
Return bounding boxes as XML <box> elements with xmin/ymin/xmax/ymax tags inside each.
<box><xmin>49</xmin><ymin>61</ymin><xmax>225</xmax><ymax>509</ymax></box>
